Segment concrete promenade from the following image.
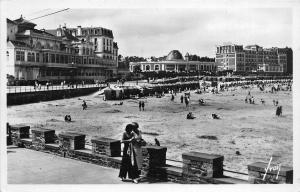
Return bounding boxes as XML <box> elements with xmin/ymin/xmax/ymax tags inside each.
<box><xmin>7</xmin><ymin>146</ymin><xmax>170</xmax><ymax>184</ymax></box>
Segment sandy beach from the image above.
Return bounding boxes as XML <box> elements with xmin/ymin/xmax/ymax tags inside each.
<box><xmin>7</xmin><ymin>84</ymin><xmax>293</xmax><ymax>174</ymax></box>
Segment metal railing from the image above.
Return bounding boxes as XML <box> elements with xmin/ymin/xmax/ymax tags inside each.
<box><xmin>7</xmin><ymin>84</ymin><xmax>107</xmax><ymax>94</ymax></box>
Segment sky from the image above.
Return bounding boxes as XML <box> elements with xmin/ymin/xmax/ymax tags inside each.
<box><xmin>3</xmin><ymin>2</ymin><xmax>294</xmax><ymax>58</ymax></box>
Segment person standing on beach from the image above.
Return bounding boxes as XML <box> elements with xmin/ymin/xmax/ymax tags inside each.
<box><xmin>139</xmin><ymin>101</ymin><xmax>142</xmax><ymax>111</ymax></box>
<box><xmin>180</xmin><ymin>95</ymin><xmax>184</xmax><ymax>103</ymax></box>
<box><xmin>171</xmin><ymin>94</ymin><xmax>174</xmax><ymax>101</ymax></box>
<box><xmin>82</xmin><ymin>100</ymin><xmax>87</xmax><ymax>110</ymax></box>
<box><xmin>141</xmin><ymin>101</ymin><xmax>145</xmax><ymax>111</ymax></box>
<box><xmin>185</xmin><ymin>96</ymin><xmax>189</xmax><ymax>107</ymax></box>
<box><xmin>276</xmin><ymin>106</ymin><xmax>280</xmax><ymax>116</ymax></box>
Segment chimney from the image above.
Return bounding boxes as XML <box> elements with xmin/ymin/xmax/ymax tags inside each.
<box><xmin>57</xmin><ymin>25</ymin><xmax>62</xmax><ymax>37</ymax></box>
<box><xmin>77</xmin><ymin>25</ymin><xmax>82</xmax><ymax>36</ymax></box>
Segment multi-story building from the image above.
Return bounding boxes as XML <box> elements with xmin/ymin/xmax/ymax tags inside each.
<box><xmin>276</xmin><ymin>47</ymin><xmax>293</xmax><ymax>74</ymax></box>
<box><xmin>6</xmin><ymin>15</ymin><xmax>119</xmax><ymax>82</ymax></box>
<box><xmin>129</xmin><ymin>50</ymin><xmax>217</xmax><ymax>73</ymax></box>
<box><xmin>215</xmin><ymin>43</ymin><xmax>290</xmax><ymax>73</ymax></box>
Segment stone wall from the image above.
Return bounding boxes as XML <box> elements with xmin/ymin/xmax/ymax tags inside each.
<box><xmin>8</xmin><ymin>124</ymin><xmax>293</xmax><ymax>184</ymax></box>
<box><xmin>91</xmin><ymin>137</ymin><xmax>121</xmax><ymax>157</ymax></box>
<box><xmin>248</xmin><ymin>162</ymin><xmax>293</xmax><ymax>184</ymax></box>
<box><xmin>7</xmin><ymin>87</ymin><xmax>99</xmax><ymax>105</ymax></box>
<box><xmin>10</xmin><ymin>124</ymin><xmax>30</xmax><ymax>146</ymax></box>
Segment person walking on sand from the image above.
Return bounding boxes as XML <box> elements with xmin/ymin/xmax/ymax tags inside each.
<box><xmin>82</xmin><ymin>100</ymin><xmax>87</xmax><ymax>110</ymax></box>
<box><xmin>138</xmin><ymin>101</ymin><xmax>142</xmax><ymax>111</ymax></box>
<box><xmin>141</xmin><ymin>101</ymin><xmax>145</xmax><ymax>111</ymax></box>
<box><xmin>185</xmin><ymin>96</ymin><xmax>189</xmax><ymax>107</ymax></box>
<box><xmin>276</xmin><ymin>106</ymin><xmax>280</xmax><ymax>116</ymax></box>
<box><xmin>171</xmin><ymin>94</ymin><xmax>175</xmax><ymax>101</ymax></box>
<box><xmin>279</xmin><ymin>106</ymin><xmax>282</xmax><ymax>116</ymax></box>
<box><xmin>118</xmin><ymin>124</ymin><xmax>139</xmax><ymax>183</ymax></box>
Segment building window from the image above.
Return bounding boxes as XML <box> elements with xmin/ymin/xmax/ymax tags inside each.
<box><xmin>51</xmin><ymin>54</ymin><xmax>55</xmax><ymax>63</ymax></box>
<box><xmin>64</xmin><ymin>55</ymin><xmax>68</xmax><ymax>63</ymax></box>
<box><xmin>43</xmin><ymin>53</ymin><xmax>49</xmax><ymax>63</ymax></box>
<box><xmin>56</xmin><ymin>54</ymin><xmax>59</xmax><ymax>63</ymax></box>
<box><xmin>27</xmin><ymin>52</ymin><xmax>35</xmax><ymax>62</ymax></box>
<box><xmin>27</xmin><ymin>52</ymin><xmax>31</xmax><ymax>61</ymax></box>
<box><xmin>16</xmin><ymin>51</ymin><xmax>25</xmax><ymax>61</ymax></box>
<box><xmin>36</xmin><ymin>53</ymin><xmax>39</xmax><ymax>62</ymax></box>
<box><xmin>146</xmin><ymin>65</ymin><xmax>150</xmax><ymax>71</ymax></box>
<box><xmin>60</xmin><ymin>55</ymin><xmax>64</xmax><ymax>63</ymax></box>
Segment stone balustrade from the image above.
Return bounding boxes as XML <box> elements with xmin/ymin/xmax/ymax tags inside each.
<box><xmin>7</xmin><ymin>123</ymin><xmax>12</xmax><ymax>145</ymax></box>
<box><xmin>7</xmin><ymin>123</ymin><xmax>293</xmax><ymax>184</ymax></box>
<box><xmin>182</xmin><ymin>151</ymin><xmax>224</xmax><ymax>183</ymax></box>
<box><xmin>10</xmin><ymin>124</ymin><xmax>30</xmax><ymax>146</ymax></box>
<box><xmin>58</xmin><ymin>132</ymin><xmax>86</xmax><ymax>150</ymax></box>
<box><xmin>248</xmin><ymin>162</ymin><xmax>293</xmax><ymax>184</ymax></box>
<box><xmin>91</xmin><ymin>137</ymin><xmax>121</xmax><ymax>157</ymax></box>
<box><xmin>141</xmin><ymin>146</ymin><xmax>167</xmax><ymax>178</ymax></box>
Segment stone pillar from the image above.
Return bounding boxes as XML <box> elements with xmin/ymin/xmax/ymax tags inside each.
<box><xmin>7</xmin><ymin>123</ymin><xmax>12</xmax><ymax>145</ymax></box>
<box><xmin>182</xmin><ymin>152</ymin><xmax>224</xmax><ymax>182</ymax></box>
<box><xmin>248</xmin><ymin>162</ymin><xmax>293</xmax><ymax>184</ymax></box>
<box><xmin>31</xmin><ymin>128</ymin><xmax>55</xmax><ymax>150</ymax></box>
<box><xmin>141</xmin><ymin>146</ymin><xmax>167</xmax><ymax>178</ymax></box>
<box><xmin>10</xmin><ymin>124</ymin><xmax>30</xmax><ymax>146</ymax></box>
<box><xmin>91</xmin><ymin>137</ymin><xmax>121</xmax><ymax>157</ymax></box>
<box><xmin>58</xmin><ymin>132</ymin><xmax>86</xmax><ymax>150</ymax></box>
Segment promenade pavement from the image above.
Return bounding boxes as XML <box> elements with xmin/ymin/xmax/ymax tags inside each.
<box><xmin>7</xmin><ymin>146</ymin><xmax>170</xmax><ymax>184</ymax></box>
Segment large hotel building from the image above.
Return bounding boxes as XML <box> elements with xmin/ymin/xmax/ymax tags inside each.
<box><xmin>6</xmin><ymin>16</ymin><xmax>118</xmax><ymax>82</ymax></box>
<box><xmin>215</xmin><ymin>43</ymin><xmax>292</xmax><ymax>73</ymax></box>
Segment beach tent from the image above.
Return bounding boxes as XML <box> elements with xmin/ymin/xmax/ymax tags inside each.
<box><xmin>104</xmin><ymin>87</ymin><xmax>116</xmax><ymax>100</ymax></box>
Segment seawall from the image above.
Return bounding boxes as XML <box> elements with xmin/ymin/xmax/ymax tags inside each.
<box><xmin>7</xmin><ymin>87</ymin><xmax>99</xmax><ymax>106</ymax></box>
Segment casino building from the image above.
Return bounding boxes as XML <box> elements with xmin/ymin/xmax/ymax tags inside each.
<box><xmin>129</xmin><ymin>50</ymin><xmax>217</xmax><ymax>73</ymax></box>
<box><xmin>6</xmin><ymin>15</ymin><xmax>118</xmax><ymax>82</ymax></box>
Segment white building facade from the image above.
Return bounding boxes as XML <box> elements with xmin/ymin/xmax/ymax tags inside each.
<box><xmin>129</xmin><ymin>50</ymin><xmax>217</xmax><ymax>73</ymax></box>
<box><xmin>216</xmin><ymin>43</ymin><xmax>287</xmax><ymax>73</ymax></box>
<box><xmin>6</xmin><ymin>16</ymin><xmax>119</xmax><ymax>82</ymax></box>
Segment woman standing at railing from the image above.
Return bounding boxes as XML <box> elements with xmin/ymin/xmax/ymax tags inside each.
<box><xmin>131</xmin><ymin>122</ymin><xmax>145</xmax><ymax>181</ymax></box>
<box><xmin>119</xmin><ymin>124</ymin><xmax>140</xmax><ymax>183</ymax></box>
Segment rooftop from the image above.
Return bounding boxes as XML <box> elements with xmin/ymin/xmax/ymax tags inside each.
<box><xmin>166</xmin><ymin>50</ymin><xmax>184</xmax><ymax>61</ymax></box>
<box><xmin>13</xmin><ymin>15</ymin><xmax>36</xmax><ymax>28</ymax></box>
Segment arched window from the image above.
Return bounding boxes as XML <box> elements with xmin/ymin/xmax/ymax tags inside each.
<box><xmin>146</xmin><ymin>65</ymin><xmax>150</xmax><ymax>71</ymax></box>
<box><xmin>36</xmin><ymin>42</ymin><xmax>41</xmax><ymax>49</ymax></box>
<box><xmin>154</xmin><ymin>65</ymin><xmax>160</xmax><ymax>71</ymax></box>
